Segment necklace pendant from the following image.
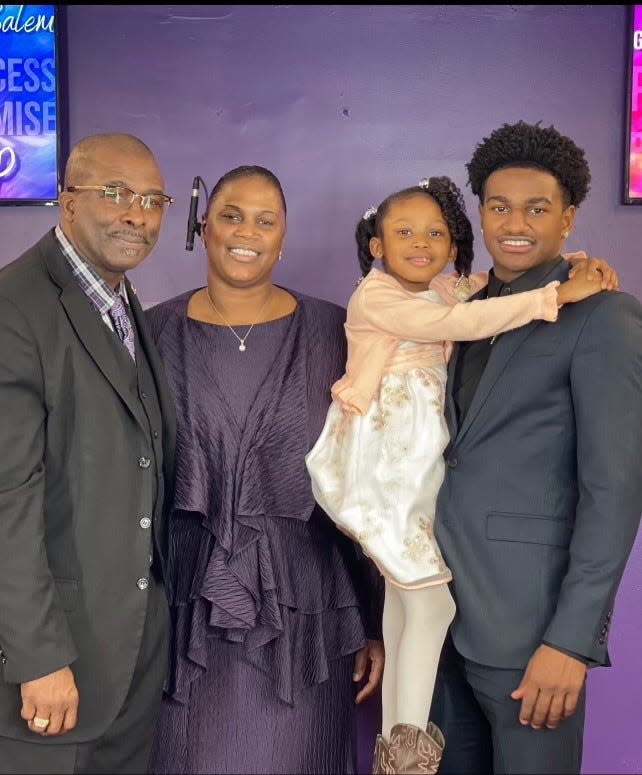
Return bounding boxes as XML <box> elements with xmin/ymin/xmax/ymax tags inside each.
<box><xmin>238</xmin><ymin>342</ymin><xmax>246</xmax><ymax>352</ymax></box>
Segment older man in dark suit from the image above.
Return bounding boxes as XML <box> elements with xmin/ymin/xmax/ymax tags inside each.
<box><xmin>0</xmin><ymin>133</ymin><xmax>176</xmax><ymax>773</ymax></box>
<box><xmin>432</xmin><ymin>121</ymin><xmax>642</xmax><ymax>775</ymax></box>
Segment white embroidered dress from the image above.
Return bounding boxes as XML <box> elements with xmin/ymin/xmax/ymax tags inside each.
<box><xmin>305</xmin><ymin>269</ymin><xmax>561</xmax><ymax>589</ymax></box>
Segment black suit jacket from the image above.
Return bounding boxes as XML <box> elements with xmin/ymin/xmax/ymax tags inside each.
<box><xmin>435</xmin><ymin>258</ymin><xmax>642</xmax><ymax>669</ymax></box>
<box><xmin>0</xmin><ymin>230</ymin><xmax>176</xmax><ymax>742</ymax></box>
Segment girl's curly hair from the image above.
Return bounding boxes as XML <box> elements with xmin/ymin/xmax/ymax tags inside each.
<box><xmin>356</xmin><ymin>176</ymin><xmax>474</xmax><ymax>278</ymax></box>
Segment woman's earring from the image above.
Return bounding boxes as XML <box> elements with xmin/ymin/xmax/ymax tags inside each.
<box><xmin>562</xmin><ymin>231</ymin><xmax>568</xmax><ymax>238</ymax></box>
<box><xmin>278</xmin><ymin>251</ymin><xmax>282</xmax><ymax>261</ymax></box>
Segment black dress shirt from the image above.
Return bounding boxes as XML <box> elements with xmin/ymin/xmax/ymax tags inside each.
<box><xmin>452</xmin><ymin>257</ymin><xmax>563</xmax><ymax>426</ymax></box>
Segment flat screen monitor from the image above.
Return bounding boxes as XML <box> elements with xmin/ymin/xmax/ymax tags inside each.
<box><xmin>0</xmin><ymin>4</ymin><xmax>64</xmax><ymax>206</ymax></box>
<box><xmin>625</xmin><ymin>4</ymin><xmax>642</xmax><ymax>203</ymax></box>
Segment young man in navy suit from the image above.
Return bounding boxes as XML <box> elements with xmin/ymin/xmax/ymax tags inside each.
<box><xmin>432</xmin><ymin>120</ymin><xmax>642</xmax><ymax>775</ymax></box>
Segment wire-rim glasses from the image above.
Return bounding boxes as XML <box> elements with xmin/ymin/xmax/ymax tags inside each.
<box><xmin>65</xmin><ymin>185</ymin><xmax>174</xmax><ymax>211</ymax></box>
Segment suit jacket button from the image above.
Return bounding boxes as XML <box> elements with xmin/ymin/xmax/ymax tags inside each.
<box><xmin>138</xmin><ymin>456</ymin><xmax>151</xmax><ymax>469</ymax></box>
<box><xmin>137</xmin><ymin>577</ymin><xmax>149</xmax><ymax>590</ymax></box>
<box><xmin>139</xmin><ymin>517</ymin><xmax>152</xmax><ymax>529</ymax></box>
<box><xmin>447</xmin><ymin>458</ymin><xmax>458</xmax><ymax>468</ymax></box>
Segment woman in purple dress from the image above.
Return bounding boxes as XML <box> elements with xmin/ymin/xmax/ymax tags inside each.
<box><xmin>147</xmin><ymin>165</ymin><xmax>385</xmax><ymax>774</ymax></box>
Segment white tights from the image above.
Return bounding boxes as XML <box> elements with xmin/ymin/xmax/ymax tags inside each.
<box><xmin>380</xmin><ymin>580</ymin><xmax>456</xmax><ymax>740</ymax></box>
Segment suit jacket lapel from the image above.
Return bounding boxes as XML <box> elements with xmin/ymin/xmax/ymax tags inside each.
<box><xmin>454</xmin><ymin>318</ymin><xmax>541</xmax><ymax>446</ymax></box>
<box><xmin>44</xmin><ymin>241</ymin><xmax>148</xmax><ymax>432</ymax></box>
<box><xmin>450</xmin><ymin>259</ymin><xmax>569</xmax><ymax>448</ymax></box>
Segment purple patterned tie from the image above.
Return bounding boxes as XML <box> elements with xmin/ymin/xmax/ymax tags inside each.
<box><xmin>109</xmin><ymin>296</ymin><xmax>136</xmax><ymax>361</ymax></box>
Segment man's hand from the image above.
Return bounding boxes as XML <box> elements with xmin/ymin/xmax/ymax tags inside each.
<box><xmin>353</xmin><ymin>638</ymin><xmax>385</xmax><ymax>705</ymax></box>
<box><xmin>20</xmin><ymin>666</ymin><xmax>79</xmax><ymax>736</ymax></box>
<box><xmin>510</xmin><ymin>644</ymin><xmax>587</xmax><ymax>730</ymax></box>
<box><xmin>564</xmin><ymin>251</ymin><xmax>620</xmax><ymax>291</ymax></box>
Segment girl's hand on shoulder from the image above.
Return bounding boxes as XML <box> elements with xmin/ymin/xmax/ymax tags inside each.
<box><xmin>564</xmin><ymin>251</ymin><xmax>619</xmax><ymax>291</ymax></box>
<box><xmin>557</xmin><ymin>264</ymin><xmax>604</xmax><ymax>305</ymax></box>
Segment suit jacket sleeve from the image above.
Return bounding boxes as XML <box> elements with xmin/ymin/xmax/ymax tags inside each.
<box><xmin>542</xmin><ymin>292</ymin><xmax>642</xmax><ymax>660</ymax></box>
<box><xmin>0</xmin><ymin>295</ymin><xmax>78</xmax><ymax>683</ymax></box>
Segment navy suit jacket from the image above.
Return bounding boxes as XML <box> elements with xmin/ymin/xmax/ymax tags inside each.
<box><xmin>435</xmin><ymin>258</ymin><xmax>642</xmax><ymax>668</ymax></box>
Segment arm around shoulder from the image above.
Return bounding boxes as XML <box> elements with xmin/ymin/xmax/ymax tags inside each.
<box><xmin>359</xmin><ymin>273</ymin><xmax>559</xmax><ymax>343</ymax></box>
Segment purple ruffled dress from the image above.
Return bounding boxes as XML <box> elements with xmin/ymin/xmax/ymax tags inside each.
<box><xmin>146</xmin><ymin>289</ymin><xmax>382</xmax><ymax>775</ymax></box>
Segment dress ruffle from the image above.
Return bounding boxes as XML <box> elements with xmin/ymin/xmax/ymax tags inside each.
<box><xmin>165</xmin><ymin>507</ymin><xmax>367</xmax><ymax>706</ymax></box>
<box><xmin>150</xmin><ymin>291</ymin><xmax>371</xmax><ymax>707</ymax></box>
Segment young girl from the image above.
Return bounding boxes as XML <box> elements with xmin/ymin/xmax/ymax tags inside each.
<box><xmin>305</xmin><ymin>176</ymin><xmax>607</xmax><ymax>775</ymax></box>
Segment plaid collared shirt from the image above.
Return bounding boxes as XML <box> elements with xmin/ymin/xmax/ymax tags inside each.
<box><xmin>55</xmin><ymin>225</ymin><xmax>129</xmax><ymax>331</ymax></box>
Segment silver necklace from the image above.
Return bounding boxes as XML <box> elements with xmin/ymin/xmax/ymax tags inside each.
<box><xmin>205</xmin><ymin>287</ymin><xmax>272</xmax><ymax>352</ymax></box>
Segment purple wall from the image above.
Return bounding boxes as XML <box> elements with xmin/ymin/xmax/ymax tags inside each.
<box><xmin>1</xmin><ymin>6</ymin><xmax>640</xmax><ymax>773</ymax></box>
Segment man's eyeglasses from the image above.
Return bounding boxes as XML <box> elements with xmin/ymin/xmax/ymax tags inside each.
<box><xmin>65</xmin><ymin>185</ymin><xmax>174</xmax><ymax>211</ymax></box>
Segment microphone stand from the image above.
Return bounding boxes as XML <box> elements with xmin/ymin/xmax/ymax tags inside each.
<box><xmin>185</xmin><ymin>175</ymin><xmax>209</xmax><ymax>251</ymax></box>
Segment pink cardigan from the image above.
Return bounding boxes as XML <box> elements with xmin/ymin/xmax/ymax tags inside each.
<box><xmin>332</xmin><ymin>267</ymin><xmax>560</xmax><ymax>415</ymax></box>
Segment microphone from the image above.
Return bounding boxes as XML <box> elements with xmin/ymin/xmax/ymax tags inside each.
<box><xmin>185</xmin><ymin>176</ymin><xmax>201</xmax><ymax>251</ymax></box>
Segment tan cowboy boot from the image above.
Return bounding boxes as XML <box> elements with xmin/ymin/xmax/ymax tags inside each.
<box><xmin>372</xmin><ymin>734</ymin><xmax>395</xmax><ymax>775</ymax></box>
<box><xmin>387</xmin><ymin>721</ymin><xmax>445</xmax><ymax>774</ymax></box>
